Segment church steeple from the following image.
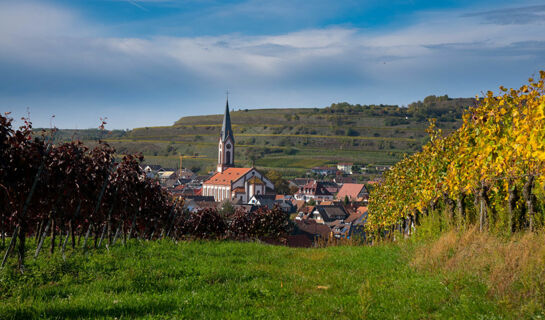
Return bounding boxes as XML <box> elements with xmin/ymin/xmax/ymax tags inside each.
<box><xmin>221</xmin><ymin>98</ymin><xmax>234</xmax><ymax>143</ymax></box>
<box><xmin>217</xmin><ymin>97</ymin><xmax>235</xmax><ymax>173</ymax></box>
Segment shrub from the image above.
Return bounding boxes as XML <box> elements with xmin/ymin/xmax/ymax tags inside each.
<box><xmin>228</xmin><ymin>207</ymin><xmax>291</xmax><ymax>240</ymax></box>
<box><xmin>346</xmin><ymin>128</ymin><xmax>359</xmax><ymax>136</ymax></box>
<box><xmin>180</xmin><ymin>209</ymin><xmax>227</xmax><ymax>239</ymax></box>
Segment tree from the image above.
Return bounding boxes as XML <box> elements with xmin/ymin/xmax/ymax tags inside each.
<box><xmin>265</xmin><ymin>170</ymin><xmax>290</xmax><ymax>194</ymax></box>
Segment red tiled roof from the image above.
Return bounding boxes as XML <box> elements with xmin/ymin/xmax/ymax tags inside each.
<box><xmin>301</xmin><ymin>206</ymin><xmax>315</xmax><ymax>214</ymax></box>
<box><xmin>203</xmin><ymin>168</ymin><xmax>253</xmax><ymax>186</ymax></box>
<box><xmin>232</xmin><ymin>187</ymin><xmax>245</xmax><ymax>193</ymax></box>
<box><xmin>299</xmin><ymin>181</ymin><xmax>332</xmax><ymax>196</ymax></box>
<box><xmin>357</xmin><ymin>206</ymin><xmax>368</xmax><ymax>214</ymax></box>
<box><xmin>336</xmin><ymin>183</ymin><xmax>366</xmax><ymax>201</ymax></box>
<box><xmin>346</xmin><ymin>211</ymin><xmax>364</xmax><ymax>223</ymax></box>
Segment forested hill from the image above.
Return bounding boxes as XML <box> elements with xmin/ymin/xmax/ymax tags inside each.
<box><xmin>44</xmin><ymin>95</ymin><xmax>476</xmax><ymax>176</ymax></box>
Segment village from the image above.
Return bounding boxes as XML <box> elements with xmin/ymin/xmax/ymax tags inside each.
<box><xmin>141</xmin><ymin>100</ymin><xmax>387</xmax><ymax>247</ymax></box>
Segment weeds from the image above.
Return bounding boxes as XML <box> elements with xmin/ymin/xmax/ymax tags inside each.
<box><xmin>411</xmin><ymin>227</ymin><xmax>545</xmax><ymax>317</ymax></box>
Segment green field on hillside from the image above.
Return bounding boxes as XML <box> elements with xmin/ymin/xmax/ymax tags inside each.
<box><xmin>0</xmin><ymin>237</ymin><xmax>526</xmax><ymax>320</ymax></box>
<box><xmin>45</xmin><ymin>97</ymin><xmax>473</xmax><ymax>175</ymax></box>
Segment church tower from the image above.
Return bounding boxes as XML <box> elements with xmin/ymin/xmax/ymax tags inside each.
<box><xmin>217</xmin><ymin>98</ymin><xmax>235</xmax><ymax>173</ymax></box>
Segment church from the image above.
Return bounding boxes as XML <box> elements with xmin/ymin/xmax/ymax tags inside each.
<box><xmin>202</xmin><ymin>99</ymin><xmax>275</xmax><ymax>203</ymax></box>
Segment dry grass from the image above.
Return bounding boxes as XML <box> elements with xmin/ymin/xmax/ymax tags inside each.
<box><xmin>412</xmin><ymin>227</ymin><xmax>545</xmax><ymax>314</ymax></box>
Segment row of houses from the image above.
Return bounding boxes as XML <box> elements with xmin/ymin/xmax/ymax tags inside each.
<box><xmin>310</xmin><ymin>163</ymin><xmax>391</xmax><ymax>176</ymax></box>
<box><xmin>291</xmin><ymin>179</ymin><xmax>369</xmax><ymax>204</ymax></box>
<box><xmin>290</xmin><ymin>203</ymin><xmax>368</xmax><ymax>246</ymax></box>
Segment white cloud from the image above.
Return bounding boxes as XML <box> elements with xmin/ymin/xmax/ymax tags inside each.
<box><xmin>1</xmin><ymin>1</ymin><xmax>544</xmax><ymax>128</ymax></box>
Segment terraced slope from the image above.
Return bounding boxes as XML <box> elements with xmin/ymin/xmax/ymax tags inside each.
<box><xmin>50</xmin><ymin>97</ymin><xmax>475</xmax><ymax>176</ymax></box>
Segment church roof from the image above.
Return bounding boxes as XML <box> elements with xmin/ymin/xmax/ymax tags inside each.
<box><xmin>204</xmin><ymin>167</ymin><xmax>253</xmax><ymax>186</ymax></box>
<box><xmin>221</xmin><ymin>99</ymin><xmax>234</xmax><ymax>143</ymax></box>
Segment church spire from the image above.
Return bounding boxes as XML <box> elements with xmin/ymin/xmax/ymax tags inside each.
<box><xmin>217</xmin><ymin>96</ymin><xmax>235</xmax><ymax>172</ymax></box>
<box><xmin>221</xmin><ymin>97</ymin><xmax>234</xmax><ymax>143</ymax></box>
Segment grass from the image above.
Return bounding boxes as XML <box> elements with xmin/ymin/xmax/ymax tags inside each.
<box><xmin>1</xmin><ymin>234</ymin><xmax>533</xmax><ymax>320</ymax></box>
<box><xmin>412</xmin><ymin>228</ymin><xmax>545</xmax><ymax>315</ymax></box>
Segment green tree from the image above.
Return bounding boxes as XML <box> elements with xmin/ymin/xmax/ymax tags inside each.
<box><xmin>265</xmin><ymin>170</ymin><xmax>290</xmax><ymax>194</ymax></box>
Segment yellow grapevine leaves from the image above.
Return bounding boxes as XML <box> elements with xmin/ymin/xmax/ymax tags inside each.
<box><xmin>366</xmin><ymin>71</ymin><xmax>545</xmax><ymax>233</ymax></box>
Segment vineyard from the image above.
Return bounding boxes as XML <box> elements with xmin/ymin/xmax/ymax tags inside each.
<box><xmin>0</xmin><ymin>116</ymin><xmax>290</xmax><ymax>272</ymax></box>
<box><xmin>368</xmin><ymin>72</ymin><xmax>545</xmax><ymax>236</ymax></box>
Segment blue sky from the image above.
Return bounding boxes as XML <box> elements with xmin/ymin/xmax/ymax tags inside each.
<box><xmin>1</xmin><ymin>0</ymin><xmax>545</xmax><ymax>129</ymax></box>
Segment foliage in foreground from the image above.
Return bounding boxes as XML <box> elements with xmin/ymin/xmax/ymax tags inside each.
<box><xmin>0</xmin><ymin>115</ymin><xmax>290</xmax><ymax>272</ymax></box>
<box><xmin>369</xmin><ymin>72</ymin><xmax>545</xmax><ymax>235</ymax></box>
<box><xmin>3</xmin><ymin>234</ymin><xmax>543</xmax><ymax>320</ymax></box>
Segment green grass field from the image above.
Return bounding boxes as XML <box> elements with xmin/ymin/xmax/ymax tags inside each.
<box><xmin>0</xmin><ymin>239</ymin><xmax>517</xmax><ymax>319</ymax></box>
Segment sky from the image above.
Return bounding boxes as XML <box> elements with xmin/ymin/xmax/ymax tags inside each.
<box><xmin>1</xmin><ymin>0</ymin><xmax>545</xmax><ymax>129</ymax></box>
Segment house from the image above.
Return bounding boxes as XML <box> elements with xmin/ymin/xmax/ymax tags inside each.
<box><xmin>294</xmin><ymin>200</ymin><xmax>307</xmax><ymax>212</ymax></box>
<box><xmin>294</xmin><ymin>181</ymin><xmax>334</xmax><ymax>203</ymax></box>
<box><xmin>248</xmin><ymin>194</ymin><xmax>276</xmax><ymax>209</ymax></box>
<box><xmin>330</xmin><ymin>220</ymin><xmax>352</xmax><ymax>238</ymax></box>
<box><xmin>318</xmin><ymin>200</ymin><xmax>335</xmax><ymax>206</ymax></box>
<box><xmin>348</xmin><ymin>208</ymin><xmax>368</xmax><ymax>240</ymax></box>
<box><xmin>310</xmin><ymin>166</ymin><xmax>338</xmax><ymax>176</ymax></box>
<box><xmin>321</xmin><ymin>181</ymin><xmax>340</xmax><ymax>194</ymax></box>
<box><xmin>293</xmin><ymin>220</ymin><xmax>332</xmax><ymax>241</ymax></box>
<box><xmin>309</xmin><ymin>205</ymin><xmax>349</xmax><ymax>224</ymax></box>
<box><xmin>295</xmin><ymin>205</ymin><xmax>315</xmax><ymax>221</ymax></box>
<box><xmin>157</xmin><ymin>171</ymin><xmax>177</xmax><ymax>182</ymax></box>
<box><xmin>337</xmin><ymin>163</ymin><xmax>353</xmax><ymax>174</ymax></box>
<box><xmin>202</xmin><ymin>99</ymin><xmax>275</xmax><ymax>202</ymax></box>
<box><xmin>178</xmin><ymin>168</ymin><xmax>196</xmax><ymax>180</ymax></box>
<box><xmin>142</xmin><ymin>164</ymin><xmax>162</xmax><ymax>178</ymax></box>
<box><xmin>336</xmin><ymin>183</ymin><xmax>369</xmax><ymax>202</ymax></box>
<box><xmin>288</xmin><ymin>178</ymin><xmax>313</xmax><ymax>189</ymax></box>
<box><xmin>334</xmin><ymin>176</ymin><xmax>356</xmax><ymax>185</ymax></box>
<box><xmin>184</xmin><ymin>196</ymin><xmax>219</xmax><ymax>212</ymax></box>
<box><xmin>170</xmin><ymin>184</ymin><xmax>187</xmax><ymax>196</ymax></box>
<box><xmin>275</xmin><ymin>194</ymin><xmax>294</xmax><ymax>202</ymax></box>
<box><xmin>346</xmin><ymin>207</ymin><xmax>366</xmax><ymax>224</ymax></box>
<box><xmin>375</xmin><ymin>165</ymin><xmax>391</xmax><ymax>172</ymax></box>
<box><xmin>188</xmin><ymin>175</ymin><xmax>212</xmax><ymax>189</ymax></box>
<box><xmin>274</xmin><ymin>198</ymin><xmax>296</xmax><ymax>213</ymax></box>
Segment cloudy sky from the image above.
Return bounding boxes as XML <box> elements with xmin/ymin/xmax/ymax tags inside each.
<box><xmin>1</xmin><ymin>0</ymin><xmax>544</xmax><ymax>129</ymax></box>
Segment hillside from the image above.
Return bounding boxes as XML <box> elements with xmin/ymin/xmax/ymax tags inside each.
<box><xmin>50</xmin><ymin>96</ymin><xmax>476</xmax><ymax>176</ymax></box>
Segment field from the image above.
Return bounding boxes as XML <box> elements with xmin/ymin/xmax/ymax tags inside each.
<box><xmin>47</xmin><ymin>98</ymin><xmax>472</xmax><ymax>176</ymax></box>
<box><xmin>3</xmin><ymin>230</ymin><xmax>543</xmax><ymax>319</ymax></box>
